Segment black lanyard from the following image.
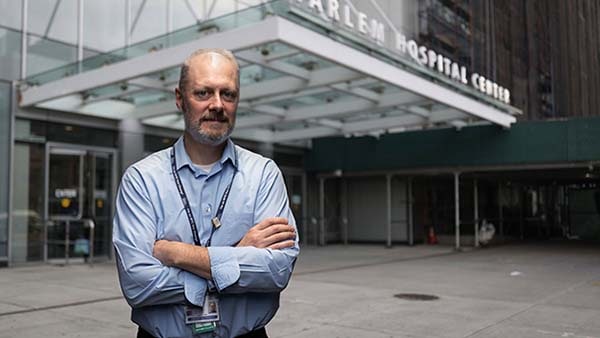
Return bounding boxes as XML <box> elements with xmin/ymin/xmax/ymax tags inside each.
<box><xmin>170</xmin><ymin>146</ymin><xmax>237</xmax><ymax>247</ymax></box>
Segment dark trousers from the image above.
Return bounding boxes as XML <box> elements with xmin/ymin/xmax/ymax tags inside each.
<box><xmin>137</xmin><ymin>326</ymin><xmax>268</xmax><ymax>338</ymax></box>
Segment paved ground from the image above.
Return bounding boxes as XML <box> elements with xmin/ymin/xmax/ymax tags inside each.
<box><xmin>1</xmin><ymin>242</ymin><xmax>599</xmax><ymax>338</ymax></box>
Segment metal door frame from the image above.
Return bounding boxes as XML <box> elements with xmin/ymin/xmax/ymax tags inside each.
<box><xmin>280</xmin><ymin>166</ymin><xmax>307</xmax><ymax>244</ymax></box>
<box><xmin>43</xmin><ymin>142</ymin><xmax>118</xmax><ymax>262</ymax></box>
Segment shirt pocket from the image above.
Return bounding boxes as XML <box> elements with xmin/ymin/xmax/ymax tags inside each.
<box><xmin>212</xmin><ymin>211</ymin><xmax>254</xmax><ymax>246</ymax></box>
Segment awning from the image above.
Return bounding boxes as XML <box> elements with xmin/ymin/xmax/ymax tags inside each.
<box><xmin>19</xmin><ymin>1</ymin><xmax>519</xmax><ymax>147</ymax></box>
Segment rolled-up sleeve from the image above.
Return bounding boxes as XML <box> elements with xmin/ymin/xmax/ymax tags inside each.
<box><xmin>208</xmin><ymin>161</ymin><xmax>299</xmax><ymax>293</ymax></box>
<box><xmin>113</xmin><ymin>168</ymin><xmax>207</xmax><ymax>307</ymax></box>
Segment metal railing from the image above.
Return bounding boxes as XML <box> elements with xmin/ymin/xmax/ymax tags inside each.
<box><xmin>45</xmin><ymin>218</ymin><xmax>95</xmax><ymax>265</ymax></box>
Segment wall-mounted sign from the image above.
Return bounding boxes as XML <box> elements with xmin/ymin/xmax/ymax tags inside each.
<box><xmin>55</xmin><ymin>188</ymin><xmax>77</xmax><ymax>198</ymax></box>
<box><xmin>289</xmin><ymin>0</ymin><xmax>511</xmax><ymax>105</ymax></box>
<box><xmin>51</xmin><ymin>188</ymin><xmax>80</xmax><ymax>218</ymax></box>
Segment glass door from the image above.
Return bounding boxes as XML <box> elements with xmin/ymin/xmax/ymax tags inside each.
<box><xmin>45</xmin><ymin>144</ymin><xmax>116</xmax><ymax>264</ymax></box>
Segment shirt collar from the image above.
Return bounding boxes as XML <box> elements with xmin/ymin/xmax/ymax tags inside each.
<box><xmin>174</xmin><ymin>137</ymin><xmax>238</xmax><ymax>172</ymax></box>
<box><xmin>220</xmin><ymin>138</ymin><xmax>238</xmax><ymax>169</ymax></box>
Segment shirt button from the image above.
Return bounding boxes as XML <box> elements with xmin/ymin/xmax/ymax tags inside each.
<box><xmin>205</xmin><ymin>206</ymin><xmax>211</xmax><ymax>213</ymax></box>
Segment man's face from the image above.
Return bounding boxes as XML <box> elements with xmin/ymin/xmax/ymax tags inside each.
<box><xmin>176</xmin><ymin>53</ymin><xmax>239</xmax><ymax>146</ymax></box>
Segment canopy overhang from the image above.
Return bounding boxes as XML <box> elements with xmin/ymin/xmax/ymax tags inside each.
<box><xmin>19</xmin><ymin>15</ymin><xmax>519</xmax><ymax>147</ymax></box>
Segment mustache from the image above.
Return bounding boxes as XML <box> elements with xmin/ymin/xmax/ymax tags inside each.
<box><xmin>199</xmin><ymin>113</ymin><xmax>229</xmax><ymax>123</ymax></box>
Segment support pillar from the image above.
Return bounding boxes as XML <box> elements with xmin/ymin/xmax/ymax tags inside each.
<box><xmin>77</xmin><ymin>0</ymin><xmax>84</xmax><ymax>72</ymax></box>
<box><xmin>301</xmin><ymin>173</ymin><xmax>308</xmax><ymax>245</ymax></box>
<box><xmin>408</xmin><ymin>177</ymin><xmax>414</xmax><ymax>246</ymax></box>
<box><xmin>257</xmin><ymin>142</ymin><xmax>274</xmax><ymax>159</ymax></box>
<box><xmin>498</xmin><ymin>182</ymin><xmax>504</xmax><ymax>238</ymax></box>
<box><xmin>386</xmin><ymin>174</ymin><xmax>392</xmax><ymax>248</ymax></box>
<box><xmin>474</xmin><ymin>179</ymin><xmax>479</xmax><ymax>247</ymax></box>
<box><xmin>318</xmin><ymin>177</ymin><xmax>325</xmax><ymax>246</ymax></box>
<box><xmin>341</xmin><ymin>178</ymin><xmax>348</xmax><ymax>245</ymax></box>
<box><xmin>118</xmin><ymin>118</ymin><xmax>145</xmax><ymax>174</ymax></box>
<box><xmin>519</xmin><ymin>185</ymin><xmax>524</xmax><ymax>240</ymax></box>
<box><xmin>454</xmin><ymin>172</ymin><xmax>460</xmax><ymax>250</ymax></box>
<box><xmin>7</xmin><ymin>82</ymin><xmax>18</xmax><ymax>266</ymax></box>
<box><xmin>20</xmin><ymin>0</ymin><xmax>28</xmax><ymax>79</ymax></box>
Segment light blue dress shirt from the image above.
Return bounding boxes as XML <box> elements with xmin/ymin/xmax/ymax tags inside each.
<box><xmin>113</xmin><ymin>137</ymin><xmax>299</xmax><ymax>338</ymax></box>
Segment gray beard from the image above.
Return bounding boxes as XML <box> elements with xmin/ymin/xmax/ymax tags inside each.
<box><xmin>186</xmin><ymin>122</ymin><xmax>234</xmax><ymax>146</ymax></box>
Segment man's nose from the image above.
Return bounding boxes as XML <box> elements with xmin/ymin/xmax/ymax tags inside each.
<box><xmin>209</xmin><ymin>92</ymin><xmax>224</xmax><ymax>111</ymax></box>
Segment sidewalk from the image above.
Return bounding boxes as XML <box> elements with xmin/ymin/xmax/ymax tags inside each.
<box><xmin>1</xmin><ymin>242</ymin><xmax>599</xmax><ymax>337</ymax></box>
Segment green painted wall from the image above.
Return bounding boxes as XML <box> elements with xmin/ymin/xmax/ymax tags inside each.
<box><xmin>306</xmin><ymin>117</ymin><xmax>600</xmax><ymax>172</ymax></box>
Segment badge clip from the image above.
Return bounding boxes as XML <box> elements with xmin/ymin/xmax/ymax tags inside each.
<box><xmin>211</xmin><ymin>217</ymin><xmax>222</xmax><ymax>229</ymax></box>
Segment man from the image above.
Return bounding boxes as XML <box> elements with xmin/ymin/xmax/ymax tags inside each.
<box><xmin>113</xmin><ymin>48</ymin><xmax>299</xmax><ymax>338</ymax></box>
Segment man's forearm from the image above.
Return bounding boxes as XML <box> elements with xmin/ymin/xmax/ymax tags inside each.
<box><xmin>208</xmin><ymin>245</ymin><xmax>298</xmax><ymax>293</ymax></box>
<box><xmin>153</xmin><ymin>240</ymin><xmax>212</xmax><ymax>279</ymax></box>
<box><xmin>153</xmin><ymin>218</ymin><xmax>296</xmax><ymax>287</ymax></box>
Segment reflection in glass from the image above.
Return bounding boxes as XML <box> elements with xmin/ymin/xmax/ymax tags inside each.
<box><xmin>45</xmin><ymin>148</ymin><xmax>115</xmax><ymax>262</ymax></box>
<box><xmin>12</xmin><ymin>143</ymin><xmax>45</xmax><ymax>262</ymax></box>
<box><xmin>48</xmin><ymin>153</ymin><xmax>82</xmax><ymax>219</ymax></box>
<box><xmin>0</xmin><ymin>28</ymin><xmax>22</xmax><ymax>80</ymax></box>
<box><xmin>27</xmin><ymin>35</ymin><xmax>77</xmax><ymax>77</ymax></box>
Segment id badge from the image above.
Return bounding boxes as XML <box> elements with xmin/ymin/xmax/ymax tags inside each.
<box><xmin>184</xmin><ymin>294</ymin><xmax>220</xmax><ymax>324</ymax></box>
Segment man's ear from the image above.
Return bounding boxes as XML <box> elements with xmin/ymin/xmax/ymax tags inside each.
<box><xmin>175</xmin><ymin>87</ymin><xmax>183</xmax><ymax>111</ymax></box>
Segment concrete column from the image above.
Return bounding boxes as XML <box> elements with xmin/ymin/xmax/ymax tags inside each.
<box><xmin>519</xmin><ymin>185</ymin><xmax>524</xmax><ymax>240</ymax></box>
<box><xmin>301</xmin><ymin>173</ymin><xmax>308</xmax><ymax>245</ymax></box>
<box><xmin>318</xmin><ymin>177</ymin><xmax>325</xmax><ymax>246</ymax></box>
<box><xmin>118</xmin><ymin>118</ymin><xmax>145</xmax><ymax>174</ymax></box>
<box><xmin>454</xmin><ymin>172</ymin><xmax>460</xmax><ymax>250</ymax></box>
<box><xmin>386</xmin><ymin>174</ymin><xmax>392</xmax><ymax>248</ymax></box>
<box><xmin>7</xmin><ymin>82</ymin><xmax>17</xmax><ymax>265</ymax></box>
<box><xmin>474</xmin><ymin>179</ymin><xmax>479</xmax><ymax>247</ymax></box>
<box><xmin>498</xmin><ymin>182</ymin><xmax>504</xmax><ymax>238</ymax></box>
<box><xmin>407</xmin><ymin>177</ymin><xmax>414</xmax><ymax>246</ymax></box>
<box><xmin>257</xmin><ymin>142</ymin><xmax>274</xmax><ymax>159</ymax></box>
<box><xmin>341</xmin><ymin>178</ymin><xmax>348</xmax><ymax>245</ymax></box>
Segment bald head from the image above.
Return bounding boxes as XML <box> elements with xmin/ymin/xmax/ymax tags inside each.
<box><xmin>178</xmin><ymin>48</ymin><xmax>240</xmax><ymax>94</ymax></box>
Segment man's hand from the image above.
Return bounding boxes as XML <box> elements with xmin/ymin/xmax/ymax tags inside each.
<box><xmin>237</xmin><ymin>217</ymin><xmax>296</xmax><ymax>249</ymax></box>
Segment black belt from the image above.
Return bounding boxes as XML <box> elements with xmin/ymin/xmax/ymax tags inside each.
<box><xmin>136</xmin><ymin>327</ymin><xmax>154</xmax><ymax>338</ymax></box>
<box><xmin>137</xmin><ymin>326</ymin><xmax>268</xmax><ymax>337</ymax></box>
<box><xmin>237</xmin><ymin>327</ymin><xmax>268</xmax><ymax>338</ymax></box>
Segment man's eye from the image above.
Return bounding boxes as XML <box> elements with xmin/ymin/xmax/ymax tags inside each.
<box><xmin>222</xmin><ymin>90</ymin><xmax>237</xmax><ymax>102</ymax></box>
<box><xmin>194</xmin><ymin>90</ymin><xmax>210</xmax><ymax>98</ymax></box>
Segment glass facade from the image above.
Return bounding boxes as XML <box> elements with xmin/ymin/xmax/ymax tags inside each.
<box><xmin>12</xmin><ymin>141</ymin><xmax>44</xmax><ymax>263</ymax></box>
<box><xmin>0</xmin><ymin>27</ymin><xmax>21</xmax><ymax>81</ymax></box>
<box><xmin>0</xmin><ymin>0</ymin><xmax>598</xmax><ymax>263</ymax></box>
<box><xmin>12</xmin><ymin>119</ymin><xmax>119</xmax><ymax>263</ymax></box>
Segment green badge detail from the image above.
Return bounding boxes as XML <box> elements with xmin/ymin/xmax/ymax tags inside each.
<box><xmin>193</xmin><ymin>322</ymin><xmax>216</xmax><ymax>334</ymax></box>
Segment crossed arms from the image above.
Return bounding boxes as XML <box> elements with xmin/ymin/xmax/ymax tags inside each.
<box><xmin>153</xmin><ymin>217</ymin><xmax>296</xmax><ymax>280</ymax></box>
<box><xmin>113</xmin><ymin>162</ymin><xmax>298</xmax><ymax>308</ymax></box>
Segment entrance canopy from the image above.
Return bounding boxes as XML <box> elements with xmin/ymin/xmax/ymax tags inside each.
<box><xmin>19</xmin><ymin>1</ymin><xmax>519</xmax><ymax>147</ymax></box>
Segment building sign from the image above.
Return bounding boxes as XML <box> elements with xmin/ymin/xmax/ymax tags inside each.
<box><xmin>289</xmin><ymin>0</ymin><xmax>511</xmax><ymax>105</ymax></box>
<box><xmin>55</xmin><ymin>188</ymin><xmax>77</xmax><ymax>198</ymax></box>
<box><xmin>51</xmin><ymin>188</ymin><xmax>80</xmax><ymax>218</ymax></box>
